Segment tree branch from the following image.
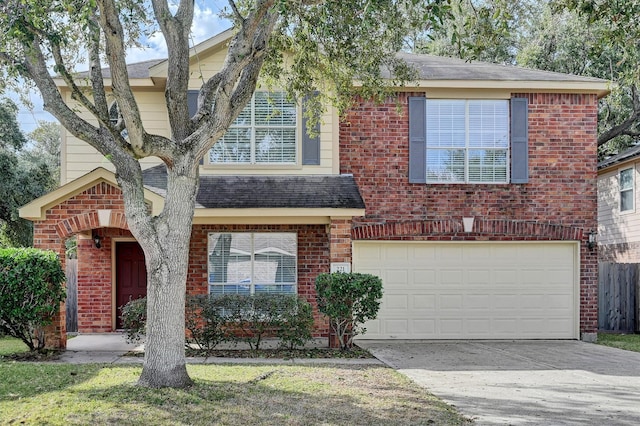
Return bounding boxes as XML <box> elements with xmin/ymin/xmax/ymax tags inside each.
<box><xmin>96</xmin><ymin>0</ymin><xmax>149</xmax><ymax>156</ymax></box>
<box><xmin>152</xmin><ymin>0</ymin><xmax>194</xmax><ymax>144</ymax></box>
<box><xmin>598</xmin><ymin>84</ymin><xmax>640</xmax><ymax>146</ymax></box>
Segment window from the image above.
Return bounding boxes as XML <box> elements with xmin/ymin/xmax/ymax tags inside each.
<box><xmin>620</xmin><ymin>167</ymin><xmax>634</xmax><ymax>212</ymax></box>
<box><xmin>425</xmin><ymin>99</ymin><xmax>509</xmax><ymax>183</ymax></box>
<box><xmin>209</xmin><ymin>92</ymin><xmax>297</xmax><ymax>164</ymax></box>
<box><xmin>208</xmin><ymin>233</ymin><xmax>297</xmax><ymax>295</ymax></box>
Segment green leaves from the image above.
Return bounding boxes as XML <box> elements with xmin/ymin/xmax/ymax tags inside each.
<box><xmin>0</xmin><ymin>248</ymin><xmax>66</xmax><ymax>351</ymax></box>
<box><xmin>315</xmin><ymin>272</ymin><xmax>383</xmax><ymax>350</ymax></box>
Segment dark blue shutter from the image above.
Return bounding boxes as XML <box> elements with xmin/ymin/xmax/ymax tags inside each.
<box><xmin>302</xmin><ymin>95</ymin><xmax>321</xmax><ymax>165</ymax></box>
<box><xmin>408</xmin><ymin>96</ymin><xmax>426</xmax><ymax>183</ymax></box>
<box><xmin>187</xmin><ymin>90</ymin><xmax>199</xmax><ymax>118</ymax></box>
<box><xmin>510</xmin><ymin>97</ymin><xmax>529</xmax><ymax>183</ymax></box>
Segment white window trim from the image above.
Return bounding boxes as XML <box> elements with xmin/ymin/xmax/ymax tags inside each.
<box><xmin>207</xmin><ymin>232</ymin><xmax>298</xmax><ymax>295</ymax></box>
<box><xmin>207</xmin><ymin>92</ymin><xmax>299</xmax><ymax>166</ymax></box>
<box><xmin>620</xmin><ymin>166</ymin><xmax>635</xmax><ymax>213</ymax></box>
<box><xmin>426</xmin><ymin>99</ymin><xmax>510</xmax><ymax>184</ymax></box>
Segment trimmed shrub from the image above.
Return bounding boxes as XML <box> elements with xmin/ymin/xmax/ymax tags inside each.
<box><xmin>120</xmin><ymin>297</ymin><xmax>146</xmax><ymax>343</ymax></box>
<box><xmin>0</xmin><ymin>248</ymin><xmax>66</xmax><ymax>351</ymax></box>
<box><xmin>122</xmin><ymin>293</ymin><xmax>315</xmax><ymax>351</ymax></box>
<box><xmin>315</xmin><ymin>272</ymin><xmax>383</xmax><ymax>350</ymax></box>
<box><xmin>275</xmin><ymin>297</ymin><xmax>314</xmax><ymax>350</ymax></box>
<box><xmin>185</xmin><ymin>295</ymin><xmax>227</xmax><ymax>351</ymax></box>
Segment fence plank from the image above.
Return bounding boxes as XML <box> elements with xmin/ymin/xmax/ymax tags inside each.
<box><xmin>598</xmin><ymin>262</ymin><xmax>639</xmax><ymax>333</ymax></box>
<box><xmin>66</xmin><ymin>259</ymin><xmax>78</xmax><ymax>333</ymax></box>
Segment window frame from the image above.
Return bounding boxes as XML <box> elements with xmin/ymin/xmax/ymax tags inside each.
<box><xmin>425</xmin><ymin>99</ymin><xmax>510</xmax><ymax>184</ymax></box>
<box><xmin>207</xmin><ymin>91</ymin><xmax>299</xmax><ymax>166</ymax></box>
<box><xmin>207</xmin><ymin>232</ymin><xmax>298</xmax><ymax>295</ymax></box>
<box><xmin>620</xmin><ymin>167</ymin><xmax>635</xmax><ymax>213</ymax></box>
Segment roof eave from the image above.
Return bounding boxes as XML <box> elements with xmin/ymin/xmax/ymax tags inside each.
<box><xmin>192</xmin><ymin>208</ymin><xmax>366</xmax><ymax>225</ymax></box>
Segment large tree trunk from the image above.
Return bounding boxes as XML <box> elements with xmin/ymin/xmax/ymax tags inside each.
<box><xmin>130</xmin><ymin>161</ymin><xmax>198</xmax><ymax>388</ymax></box>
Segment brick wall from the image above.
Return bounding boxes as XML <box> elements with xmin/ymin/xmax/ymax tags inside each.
<box><xmin>340</xmin><ymin>91</ymin><xmax>600</xmax><ymax>336</ymax></box>
<box><xmin>188</xmin><ymin>224</ymin><xmax>331</xmax><ymax>337</ymax></box>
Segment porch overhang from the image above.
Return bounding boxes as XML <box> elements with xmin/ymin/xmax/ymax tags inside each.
<box><xmin>19</xmin><ymin>168</ymin><xmax>165</xmax><ymax>221</ymax></box>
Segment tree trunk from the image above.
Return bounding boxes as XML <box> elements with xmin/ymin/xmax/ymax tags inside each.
<box><xmin>134</xmin><ymin>162</ymin><xmax>197</xmax><ymax>388</ymax></box>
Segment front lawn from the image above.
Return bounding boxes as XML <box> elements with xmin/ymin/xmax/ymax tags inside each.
<box><xmin>0</xmin><ymin>362</ymin><xmax>471</xmax><ymax>425</ymax></box>
<box><xmin>597</xmin><ymin>333</ymin><xmax>640</xmax><ymax>353</ymax></box>
<box><xmin>0</xmin><ymin>336</ymin><xmax>29</xmax><ymax>357</ymax></box>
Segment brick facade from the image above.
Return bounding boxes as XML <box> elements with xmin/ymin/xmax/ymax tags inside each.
<box><xmin>32</xmin><ymin>183</ymin><xmax>334</xmax><ymax>347</ymax></box>
<box><xmin>32</xmin><ymin>90</ymin><xmax>601</xmax><ymax>347</ymax></box>
<box><xmin>339</xmin><ymin>92</ymin><xmax>600</xmax><ymax>337</ymax></box>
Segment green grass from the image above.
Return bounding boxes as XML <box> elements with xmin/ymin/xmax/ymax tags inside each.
<box><xmin>0</xmin><ymin>337</ymin><xmax>29</xmax><ymax>357</ymax></box>
<box><xmin>597</xmin><ymin>333</ymin><xmax>640</xmax><ymax>353</ymax></box>
<box><xmin>0</xmin><ymin>362</ymin><xmax>471</xmax><ymax>425</ymax></box>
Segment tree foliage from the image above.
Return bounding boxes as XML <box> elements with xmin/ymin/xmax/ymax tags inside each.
<box><xmin>417</xmin><ymin>0</ymin><xmax>640</xmax><ymax>157</ymax></box>
<box><xmin>0</xmin><ymin>0</ymin><xmax>452</xmax><ymax>387</ymax></box>
<box><xmin>0</xmin><ymin>100</ymin><xmax>57</xmax><ymax>247</ymax></box>
<box><xmin>0</xmin><ymin>248</ymin><xmax>66</xmax><ymax>351</ymax></box>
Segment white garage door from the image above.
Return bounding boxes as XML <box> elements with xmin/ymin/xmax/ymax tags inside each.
<box><xmin>353</xmin><ymin>241</ymin><xmax>578</xmax><ymax>340</ymax></box>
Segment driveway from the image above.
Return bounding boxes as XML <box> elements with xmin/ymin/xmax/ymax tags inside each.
<box><xmin>357</xmin><ymin>340</ymin><xmax>640</xmax><ymax>425</ymax></box>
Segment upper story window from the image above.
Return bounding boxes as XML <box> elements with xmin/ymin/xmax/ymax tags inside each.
<box><xmin>208</xmin><ymin>232</ymin><xmax>297</xmax><ymax>295</ymax></box>
<box><xmin>620</xmin><ymin>167</ymin><xmax>634</xmax><ymax>212</ymax></box>
<box><xmin>426</xmin><ymin>99</ymin><xmax>509</xmax><ymax>183</ymax></box>
<box><xmin>209</xmin><ymin>92</ymin><xmax>297</xmax><ymax>165</ymax></box>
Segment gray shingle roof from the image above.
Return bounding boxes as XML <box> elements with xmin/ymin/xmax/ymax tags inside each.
<box><xmin>598</xmin><ymin>144</ymin><xmax>640</xmax><ymax>170</ymax></box>
<box><xmin>393</xmin><ymin>52</ymin><xmax>607</xmax><ymax>83</ymax></box>
<box><xmin>74</xmin><ymin>59</ymin><xmax>165</xmax><ymax>79</ymax></box>
<box><xmin>76</xmin><ymin>52</ymin><xmax>606</xmax><ymax>84</ymax></box>
<box><xmin>142</xmin><ymin>165</ymin><xmax>365</xmax><ymax>209</ymax></box>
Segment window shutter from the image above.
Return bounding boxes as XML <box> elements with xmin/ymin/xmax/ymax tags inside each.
<box><xmin>409</xmin><ymin>96</ymin><xmax>427</xmax><ymax>183</ymax></box>
<box><xmin>510</xmin><ymin>97</ymin><xmax>529</xmax><ymax>183</ymax></box>
<box><xmin>302</xmin><ymin>94</ymin><xmax>321</xmax><ymax>165</ymax></box>
<box><xmin>187</xmin><ymin>90</ymin><xmax>199</xmax><ymax>118</ymax></box>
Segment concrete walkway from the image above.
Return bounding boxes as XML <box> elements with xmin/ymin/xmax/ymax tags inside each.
<box><xmin>59</xmin><ymin>333</ymin><xmax>381</xmax><ymax>366</ymax></box>
<box><xmin>357</xmin><ymin>340</ymin><xmax>640</xmax><ymax>426</ymax></box>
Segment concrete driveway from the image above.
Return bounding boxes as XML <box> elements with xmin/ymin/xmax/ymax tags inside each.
<box><xmin>357</xmin><ymin>340</ymin><xmax>640</xmax><ymax>425</ymax></box>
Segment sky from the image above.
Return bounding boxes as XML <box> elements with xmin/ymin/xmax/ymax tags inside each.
<box><xmin>12</xmin><ymin>1</ymin><xmax>231</xmax><ymax>134</ymax></box>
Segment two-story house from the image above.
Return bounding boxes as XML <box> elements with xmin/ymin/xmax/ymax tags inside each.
<box><xmin>20</xmin><ymin>29</ymin><xmax>609</xmax><ymax>348</ymax></box>
<box><xmin>598</xmin><ymin>145</ymin><xmax>640</xmax><ymax>262</ymax></box>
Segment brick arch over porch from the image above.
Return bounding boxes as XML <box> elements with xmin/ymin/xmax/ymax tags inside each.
<box><xmin>351</xmin><ymin>219</ymin><xmax>586</xmax><ymax>242</ymax></box>
<box><xmin>56</xmin><ymin>210</ymin><xmax>129</xmax><ymax>240</ymax></box>
<box><xmin>31</xmin><ymin>181</ymin><xmax>131</xmax><ymax>349</ymax></box>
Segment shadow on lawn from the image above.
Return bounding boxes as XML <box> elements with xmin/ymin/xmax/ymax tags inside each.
<box><xmin>0</xmin><ymin>363</ymin><xmax>470</xmax><ymax>425</ymax></box>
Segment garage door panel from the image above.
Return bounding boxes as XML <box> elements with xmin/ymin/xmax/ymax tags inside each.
<box><xmin>353</xmin><ymin>241</ymin><xmax>578</xmax><ymax>340</ymax></box>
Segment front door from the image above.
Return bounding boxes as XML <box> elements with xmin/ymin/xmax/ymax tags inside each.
<box><xmin>115</xmin><ymin>241</ymin><xmax>147</xmax><ymax>329</ymax></box>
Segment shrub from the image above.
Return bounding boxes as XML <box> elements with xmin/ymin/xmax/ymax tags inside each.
<box><xmin>220</xmin><ymin>293</ymin><xmax>303</xmax><ymax>350</ymax></box>
<box><xmin>120</xmin><ymin>297</ymin><xmax>146</xmax><ymax>343</ymax></box>
<box><xmin>275</xmin><ymin>297</ymin><xmax>314</xmax><ymax>350</ymax></box>
<box><xmin>185</xmin><ymin>295</ymin><xmax>227</xmax><ymax>351</ymax></box>
<box><xmin>315</xmin><ymin>272</ymin><xmax>383</xmax><ymax>350</ymax></box>
<box><xmin>123</xmin><ymin>293</ymin><xmax>315</xmax><ymax>351</ymax></box>
<box><xmin>0</xmin><ymin>248</ymin><xmax>66</xmax><ymax>351</ymax></box>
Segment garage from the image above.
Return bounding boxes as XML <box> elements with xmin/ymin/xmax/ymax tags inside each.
<box><xmin>352</xmin><ymin>241</ymin><xmax>579</xmax><ymax>340</ymax></box>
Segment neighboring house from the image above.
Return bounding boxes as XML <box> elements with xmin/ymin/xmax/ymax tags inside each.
<box><xmin>597</xmin><ymin>145</ymin><xmax>640</xmax><ymax>262</ymax></box>
<box><xmin>20</xmin><ymin>30</ymin><xmax>609</xmax><ymax>348</ymax></box>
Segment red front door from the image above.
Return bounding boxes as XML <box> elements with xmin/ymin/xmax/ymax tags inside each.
<box><xmin>115</xmin><ymin>241</ymin><xmax>147</xmax><ymax>329</ymax></box>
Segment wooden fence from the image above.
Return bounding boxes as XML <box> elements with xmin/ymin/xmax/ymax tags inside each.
<box><xmin>598</xmin><ymin>262</ymin><xmax>640</xmax><ymax>333</ymax></box>
<box><xmin>66</xmin><ymin>259</ymin><xmax>78</xmax><ymax>333</ymax></box>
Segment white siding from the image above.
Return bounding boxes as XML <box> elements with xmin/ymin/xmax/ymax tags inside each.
<box><xmin>62</xmin><ymin>43</ymin><xmax>338</xmax><ymax>181</ymax></box>
<box><xmin>598</xmin><ymin>162</ymin><xmax>640</xmax><ymax>245</ymax></box>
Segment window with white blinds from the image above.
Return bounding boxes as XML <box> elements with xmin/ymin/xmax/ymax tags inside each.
<box><xmin>208</xmin><ymin>232</ymin><xmax>297</xmax><ymax>295</ymax></box>
<box><xmin>426</xmin><ymin>99</ymin><xmax>509</xmax><ymax>183</ymax></box>
<box><xmin>209</xmin><ymin>92</ymin><xmax>297</xmax><ymax>164</ymax></box>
